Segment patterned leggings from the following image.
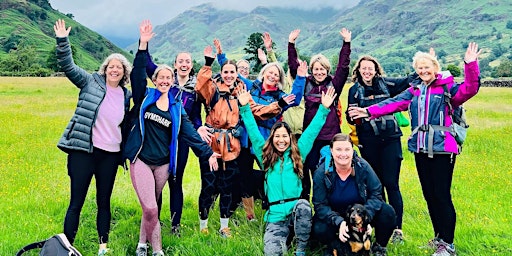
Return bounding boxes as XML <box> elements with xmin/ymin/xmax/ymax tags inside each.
<box><xmin>198</xmin><ymin>159</ymin><xmax>236</xmax><ymax>219</ymax></box>
<box><xmin>264</xmin><ymin>199</ymin><xmax>312</xmax><ymax>255</ymax></box>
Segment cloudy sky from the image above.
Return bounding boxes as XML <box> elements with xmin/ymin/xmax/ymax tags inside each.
<box><xmin>49</xmin><ymin>0</ymin><xmax>360</xmax><ymax>46</ymax></box>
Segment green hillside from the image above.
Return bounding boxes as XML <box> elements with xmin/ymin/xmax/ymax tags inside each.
<box><xmin>139</xmin><ymin>1</ymin><xmax>512</xmax><ymax>77</ymax></box>
<box><xmin>0</xmin><ymin>0</ymin><xmax>130</xmax><ymax>75</ymax></box>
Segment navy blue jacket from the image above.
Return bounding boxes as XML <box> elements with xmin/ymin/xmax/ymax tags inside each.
<box><xmin>123</xmin><ymin>49</ymin><xmax>213</xmax><ymax>176</ymax></box>
<box><xmin>312</xmin><ymin>146</ymin><xmax>384</xmax><ymax>227</ymax></box>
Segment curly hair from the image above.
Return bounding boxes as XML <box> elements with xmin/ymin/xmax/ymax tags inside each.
<box><xmin>98</xmin><ymin>53</ymin><xmax>132</xmax><ymax>86</ymax></box>
<box><xmin>351</xmin><ymin>55</ymin><xmax>385</xmax><ymax>83</ymax></box>
<box><xmin>262</xmin><ymin>122</ymin><xmax>303</xmax><ymax>178</ymax></box>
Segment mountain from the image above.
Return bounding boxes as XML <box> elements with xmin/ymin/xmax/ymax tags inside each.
<box><xmin>0</xmin><ymin>0</ymin><xmax>130</xmax><ymax>73</ymax></box>
<box><xmin>132</xmin><ymin>1</ymin><xmax>512</xmax><ymax>77</ymax></box>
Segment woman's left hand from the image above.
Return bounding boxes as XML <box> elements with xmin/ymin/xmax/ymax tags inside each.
<box><xmin>347</xmin><ymin>106</ymin><xmax>369</xmax><ymax>119</ymax></box>
<box><xmin>321</xmin><ymin>86</ymin><xmax>337</xmax><ymax>109</ymax></box>
<box><xmin>464</xmin><ymin>42</ymin><xmax>482</xmax><ymax>63</ymax></box>
<box><xmin>339</xmin><ymin>28</ymin><xmax>352</xmax><ymax>43</ymax></box>
<box><xmin>237</xmin><ymin>86</ymin><xmax>252</xmax><ymax>106</ymax></box>
<box><xmin>208</xmin><ymin>152</ymin><xmax>221</xmax><ymax>171</ymax></box>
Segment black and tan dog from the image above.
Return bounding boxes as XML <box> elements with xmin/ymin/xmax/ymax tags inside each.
<box><xmin>345</xmin><ymin>204</ymin><xmax>371</xmax><ymax>255</ymax></box>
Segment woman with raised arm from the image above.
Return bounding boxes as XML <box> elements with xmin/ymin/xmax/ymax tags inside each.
<box><xmin>239</xmin><ymin>83</ymin><xmax>336</xmax><ymax>256</ymax></box>
<box><xmin>348</xmin><ymin>43</ymin><xmax>482</xmax><ymax>256</ymax></box>
<box><xmin>195</xmin><ymin>44</ymin><xmax>285</xmax><ymax>238</ymax></box>
<box><xmin>288</xmin><ymin>28</ymin><xmax>352</xmax><ymax>200</ymax></box>
<box><xmin>125</xmin><ymin>20</ymin><xmax>219</xmax><ymax>256</ymax></box>
<box><xmin>53</xmin><ymin>19</ymin><xmax>132</xmax><ymax>255</ymax></box>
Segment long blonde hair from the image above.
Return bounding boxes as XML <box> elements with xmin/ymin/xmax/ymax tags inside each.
<box><xmin>262</xmin><ymin>122</ymin><xmax>303</xmax><ymax>178</ymax></box>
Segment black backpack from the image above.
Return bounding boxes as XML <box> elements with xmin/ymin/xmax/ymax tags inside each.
<box><xmin>16</xmin><ymin>233</ymin><xmax>82</xmax><ymax>256</ymax></box>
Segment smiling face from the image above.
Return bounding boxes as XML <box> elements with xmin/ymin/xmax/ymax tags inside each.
<box><xmin>153</xmin><ymin>68</ymin><xmax>174</xmax><ymax>94</ymax></box>
<box><xmin>359</xmin><ymin>60</ymin><xmax>377</xmax><ymax>85</ymax></box>
<box><xmin>237</xmin><ymin>61</ymin><xmax>250</xmax><ymax>78</ymax></box>
<box><xmin>330</xmin><ymin>140</ymin><xmax>354</xmax><ymax>167</ymax></box>
<box><xmin>415</xmin><ymin>58</ymin><xmax>437</xmax><ymax>84</ymax></box>
<box><xmin>221</xmin><ymin>63</ymin><xmax>237</xmax><ymax>86</ymax></box>
<box><xmin>272</xmin><ymin>126</ymin><xmax>291</xmax><ymax>153</ymax></box>
<box><xmin>105</xmin><ymin>59</ymin><xmax>125</xmax><ymax>86</ymax></box>
<box><xmin>263</xmin><ymin>65</ymin><xmax>280</xmax><ymax>88</ymax></box>
<box><xmin>311</xmin><ymin>61</ymin><xmax>328</xmax><ymax>83</ymax></box>
<box><xmin>174</xmin><ymin>52</ymin><xmax>192</xmax><ymax>78</ymax></box>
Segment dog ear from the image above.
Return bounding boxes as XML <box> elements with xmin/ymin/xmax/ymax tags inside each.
<box><xmin>346</xmin><ymin>204</ymin><xmax>354</xmax><ymax>218</ymax></box>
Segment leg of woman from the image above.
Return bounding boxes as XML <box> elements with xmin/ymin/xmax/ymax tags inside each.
<box><xmin>292</xmin><ymin>199</ymin><xmax>312</xmax><ymax>253</ymax></box>
<box><xmin>150</xmin><ymin>164</ymin><xmax>170</xmax><ymax>251</ymax></box>
<box><xmin>371</xmin><ymin>203</ymin><xmax>397</xmax><ymax>247</ymax></box>
<box><xmin>358</xmin><ymin>139</ymin><xmax>385</xmax><ymax>200</ymax></box>
<box><xmin>64</xmin><ymin>150</ymin><xmax>95</xmax><ymax>244</ymax></box>
<box><xmin>218</xmin><ymin>160</ymin><xmax>236</xmax><ymax>219</ymax></box>
<box><xmin>169</xmin><ymin>141</ymin><xmax>189</xmax><ymax>229</ymax></box>
<box><xmin>93</xmin><ymin>148</ymin><xmax>120</xmax><ymax>245</ymax></box>
<box><xmin>198</xmin><ymin>159</ymin><xmax>218</xmax><ymax>222</ymax></box>
<box><xmin>264</xmin><ymin>221</ymin><xmax>290</xmax><ymax>256</ymax></box>
<box><xmin>303</xmin><ymin>139</ymin><xmax>330</xmax><ymax>200</ymax></box>
<box><xmin>238</xmin><ymin>148</ymin><xmax>256</xmax><ymax>219</ymax></box>
<box><xmin>380</xmin><ymin>139</ymin><xmax>404</xmax><ymax>230</ymax></box>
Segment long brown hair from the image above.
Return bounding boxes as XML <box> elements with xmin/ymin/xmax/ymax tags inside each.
<box><xmin>262</xmin><ymin>122</ymin><xmax>303</xmax><ymax>178</ymax></box>
<box><xmin>351</xmin><ymin>55</ymin><xmax>385</xmax><ymax>83</ymax></box>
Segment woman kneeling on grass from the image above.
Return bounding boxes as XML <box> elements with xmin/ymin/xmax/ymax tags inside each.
<box><xmin>124</xmin><ymin>20</ymin><xmax>219</xmax><ymax>256</ymax></box>
<box><xmin>348</xmin><ymin>42</ymin><xmax>482</xmax><ymax>256</ymax></box>
<box><xmin>239</xmin><ymin>77</ymin><xmax>336</xmax><ymax>256</ymax></box>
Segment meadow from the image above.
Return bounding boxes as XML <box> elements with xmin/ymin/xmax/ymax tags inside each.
<box><xmin>0</xmin><ymin>77</ymin><xmax>511</xmax><ymax>255</ymax></box>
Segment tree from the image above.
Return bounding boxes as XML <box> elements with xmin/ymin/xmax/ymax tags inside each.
<box><xmin>446</xmin><ymin>64</ymin><xmax>461</xmax><ymax>77</ymax></box>
<box><xmin>243</xmin><ymin>32</ymin><xmax>264</xmax><ymax>73</ymax></box>
<box><xmin>494</xmin><ymin>60</ymin><xmax>512</xmax><ymax>77</ymax></box>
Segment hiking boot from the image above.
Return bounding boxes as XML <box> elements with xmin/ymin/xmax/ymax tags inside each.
<box><xmin>219</xmin><ymin>227</ymin><xmax>232</xmax><ymax>238</ymax></box>
<box><xmin>135</xmin><ymin>246</ymin><xmax>147</xmax><ymax>256</ymax></box>
<box><xmin>371</xmin><ymin>243</ymin><xmax>387</xmax><ymax>256</ymax></box>
<box><xmin>432</xmin><ymin>240</ymin><xmax>456</xmax><ymax>256</ymax></box>
<box><xmin>391</xmin><ymin>229</ymin><xmax>404</xmax><ymax>244</ymax></box>
<box><xmin>200</xmin><ymin>228</ymin><xmax>209</xmax><ymax>235</ymax></box>
<box><xmin>171</xmin><ymin>225</ymin><xmax>181</xmax><ymax>237</ymax></box>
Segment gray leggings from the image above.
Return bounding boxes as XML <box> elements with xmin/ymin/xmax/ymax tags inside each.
<box><xmin>130</xmin><ymin>159</ymin><xmax>169</xmax><ymax>251</ymax></box>
<box><xmin>264</xmin><ymin>199</ymin><xmax>312</xmax><ymax>255</ymax></box>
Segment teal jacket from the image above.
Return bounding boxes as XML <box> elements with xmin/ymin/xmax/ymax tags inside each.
<box><xmin>240</xmin><ymin>104</ymin><xmax>330</xmax><ymax>223</ymax></box>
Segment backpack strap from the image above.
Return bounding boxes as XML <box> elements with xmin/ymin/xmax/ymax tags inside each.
<box><xmin>16</xmin><ymin>240</ymin><xmax>47</xmax><ymax>256</ymax></box>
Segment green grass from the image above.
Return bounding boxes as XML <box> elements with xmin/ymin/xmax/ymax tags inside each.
<box><xmin>1</xmin><ymin>77</ymin><xmax>511</xmax><ymax>255</ymax></box>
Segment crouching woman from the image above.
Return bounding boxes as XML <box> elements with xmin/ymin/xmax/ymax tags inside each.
<box><xmin>239</xmin><ymin>78</ymin><xmax>336</xmax><ymax>255</ymax></box>
<box><xmin>312</xmin><ymin>134</ymin><xmax>396</xmax><ymax>256</ymax></box>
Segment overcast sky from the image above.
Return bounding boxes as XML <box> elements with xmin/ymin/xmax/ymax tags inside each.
<box><xmin>49</xmin><ymin>0</ymin><xmax>360</xmax><ymax>46</ymax></box>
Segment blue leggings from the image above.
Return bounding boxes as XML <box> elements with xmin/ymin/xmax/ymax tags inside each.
<box><xmin>64</xmin><ymin>148</ymin><xmax>120</xmax><ymax>244</ymax></box>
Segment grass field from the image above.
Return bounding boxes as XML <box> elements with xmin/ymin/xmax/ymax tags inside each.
<box><xmin>1</xmin><ymin>77</ymin><xmax>511</xmax><ymax>255</ymax></box>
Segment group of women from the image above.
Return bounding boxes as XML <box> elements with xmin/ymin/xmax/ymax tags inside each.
<box><xmin>53</xmin><ymin>17</ymin><xmax>481</xmax><ymax>256</ymax></box>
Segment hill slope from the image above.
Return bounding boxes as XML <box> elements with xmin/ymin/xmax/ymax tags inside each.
<box><xmin>137</xmin><ymin>1</ymin><xmax>511</xmax><ymax>77</ymax></box>
<box><xmin>0</xmin><ymin>0</ymin><xmax>130</xmax><ymax>72</ymax></box>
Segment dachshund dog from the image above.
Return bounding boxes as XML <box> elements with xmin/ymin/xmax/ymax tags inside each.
<box><xmin>345</xmin><ymin>204</ymin><xmax>371</xmax><ymax>255</ymax></box>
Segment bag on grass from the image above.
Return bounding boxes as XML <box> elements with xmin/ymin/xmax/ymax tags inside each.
<box><xmin>16</xmin><ymin>233</ymin><xmax>82</xmax><ymax>256</ymax></box>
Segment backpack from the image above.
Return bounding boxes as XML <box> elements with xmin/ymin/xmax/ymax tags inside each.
<box><xmin>16</xmin><ymin>233</ymin><xmax>82</xmax><ymax>256</ymax></box>
<box><xmin>442</xmin><ymin>84</ymin><xmax>469</xmax><ymax>146</ymax></box>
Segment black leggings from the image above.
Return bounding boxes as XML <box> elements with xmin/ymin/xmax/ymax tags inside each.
<box><xmin>359</xmin><ymin>138</ymin><xmax>404</xmax><ymax>229</ymax></box>
<box><xmin>415</xmin><ymin>153</ymin><xmax>456</xmax><ymax>244</ymax></box>
<box><xmin>303</xmin><ymin>139</ymin><xmax>331</xmax><ymax>200</ymax></box>
<box><xmin>64</xmin><ymin>148</ymin><xmax>120</xmax><ymax>244</ymax></box>
<box><xmin>199</xmin><ymin>159</ymin><xmax>236</xmax><ymax>219</ymax></box>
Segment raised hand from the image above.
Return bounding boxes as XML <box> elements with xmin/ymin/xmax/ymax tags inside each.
<box><xmin>213</xmin><ymin>38</ymin><xmax>222</xmax><ymax>55</ymax></box>
<box><xmin>237</xmin><ymin>85</ymin><xmax>252</xmax><ymax>106</ymax></box>
<box><xmin>262</xmin><ymin>32</ymin><xmax>273</xmax><ymax>51</ymax></box>
<box><xmin>297</xmin><ymin>60</ymin><xmax>308</xmax><ymax>77</ymax></box>
<box><xmin>258</xmin><ymin>48</ymin><xmax>267</xmax><ymax>64</ymax></box>
<box><xmin>429</xmin><ymin>47</ymin><xmax>436</xmax><ymax>58</ymax></box>
<box><xmin>53</xmin><ymin>19</ymin><xmax>71</xmax><ymax>38</ymax></box>
<box><xmin>321</xmin><ymin>86</ymin><xmax>337</xmax><ymax>109</ymax></box>
<box><xmin>208</xmin><ymin>152</ymin><xmax>221</xmax><ymax>171</ymax></box>
<box><xmin>139</xmin><ymin>20</ymin><xmax>155</xmax><ymax>44</ymax></box>
<box><xmin>203</xmin><ymin>45</ymin><xmax>214</xmax><ymax>58</ymax></box>
<box><xmin>339</xmin><ymin>28</ymin><xmax>351</xmax><ymax>43</ymax></box>
<box><xmin>288</xmin><ymin>29</ymin><xmax>300</xmax><ymax>43</ymax></box>
<box><xmin>464</xmin><ymin>42</ymin><xmax>482</xmax><ymax>63</ymax></box>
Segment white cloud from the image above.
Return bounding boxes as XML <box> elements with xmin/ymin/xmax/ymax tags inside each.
<box><xmin>49</xmin><ymin>0</ymin><xmax>360</xmax><ymax>40</ymax></box>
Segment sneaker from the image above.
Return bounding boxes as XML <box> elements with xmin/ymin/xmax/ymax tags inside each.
<box><xmin>135</xmin><ymin>246</ymin><xmax>147</xmax><ymax>256</ymax></box>
<box><xmin>152</xmin><ymin>251</ymin><xmax>165</xmax><ymax>256</ymax></box>
<box><xmin>200</xmin><ymin>228</ymin><xmax>209</xmax><ymax>235</ymax></box>
<box><xmin>424</xmin><ymin>237</ymin><xmax>441</xmax><ymax>250</ymax></box>
<box><xmin>219</xmin><ymin>227</ymin><xmax>232</xmax><ymax>238</ymax></box>
<box><xmin>171</xmin><ymin>225</ymin><xmax>181</xmax><ymax>237</ymax></box>
<box><xmin>371</xmin><ymin>243</ymin><xmax>387</xmax><ymax>256</ymax></box>
<box><xmin>246</xmin><ymin>214</ymin><xmax>256</xmax><ymax>221</ymax></box>
<box><xmin>391</xmin><ymin>229</ymin><xmax>404</xmax><ymax>244</ymax></box>
<box><xmin>432</xmin><ymin>240</ymin><xmax>456</xmax><ymax>256</ymax></box>
<box><xmin>98</xmin><ymin>248</ymin><xmax>110</xmax><ymax>256</ymax></box>
<box><xmin>294</xmin><ymin>251</ymin><xmax>306</xmax><ymax>256</ymax></box>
